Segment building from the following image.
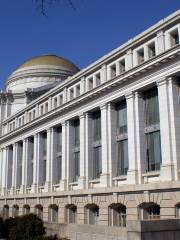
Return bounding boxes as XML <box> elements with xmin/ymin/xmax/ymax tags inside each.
<box><xmin>0</xmin><ymin>9</ymin><xmax>180</xmax><ymax>239</ymax></box>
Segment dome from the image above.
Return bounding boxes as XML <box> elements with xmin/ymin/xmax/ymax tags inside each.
<box><xmin>6</xmin><ymin>54</ymin><xmax>79</xmax><ymax>91</ymax></box>
<box><xmin>16</xmin><ymin>55</ymin><xmax>79</xmax><ymax>72</ymax></box>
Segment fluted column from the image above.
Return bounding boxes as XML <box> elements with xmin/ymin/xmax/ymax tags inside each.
<box><xmin>1</xmin><ymin>147</ymin><xmax>7</xmax><ymax>195</ymax></box>
<box><xmin>78</xmin><ymin>114</ymin><xmax>86</xmax><ymax>189</ymax></box>
<box><xmin>45</xmin><ymin>128</ymin><xmax>53</xmax><ymax>192</ymax></box>
<box><xmin>100</xmin><ymin>104</ymin><xmax>109</xmax><ymax>187</ymax></box>
<box><xmin>31</xmin><ymin>133</ymin><xmax>40</xmax><ymax>193</ymax></box>
<box><xmin>60</xmin><ymin>122</ymin><xmax>67</xmax><ymax>190</ymax></box>
<box><xmin>20</xmin><ymin>139</ymin><xmax>27</xmax><ymax>194</ymax></box>
<box><xmin>10</xmin><ymin>143</ymin><xmax>17</xmax><ymax>195</ymax></box>
<box><xmin>134</xmin><ymin>92</ymin><xmax>146</xmax><ymax>184</ymax></box>
<box><xmin>126</xmin><ymin>92</ymin><xmax>138</xmax><ymax>184</ymax></box>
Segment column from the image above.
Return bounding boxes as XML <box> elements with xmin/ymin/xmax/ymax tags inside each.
<box><xmin>157</xmin><ymin>31</ymin><xmax>165</xmax><ymax>54</ymax></box>
<box><xmin>101</xmin><ymin>64</ymin><xmax>107</xmax><ymax>83</ymax></box>
<box><xmin>31</xmin><ymin>133</ymin><xmax>40</xmax><ymax>193</ymax></box>
<box><xmin>78</xmin><ymin>114</ymin><xmax>86</xmax><ymax>189</ymax></box>
<box><xmin>107</xmin><ymin>103</ymin><xmax>116</xmax><ymax>186</ymax></box>
<box><xmin>126</xmin><ymin>92</ymin><xmax>138</xmax><ymax>184</ymax></box>
<box><xmin>45</xmin><ymin>128</ymin><xmax>52</xmax><ymax>192</ymax></box>
<box><xmin>167</xmin><ymin>77</ymin><xmax>180</xmax><ymax>180</ymax></box>
<box><xmin>50</xmin><ymin>128</ymin><xmax>55</xmax><ymax>191</ymax></box>
<box><xmin>20</xmin><ymin>139</ymin><xmax>27</xmax><ymax>194</ymax></box>
<box><xmin>1</xmin><ymin>148</ymin><xmax>7</xmax><ymax>195</ymax></box>
<box><xmin>11</xmin><ymin>143</ymin><xmax>17</xmax><ymax>195</ymax></box>
<box><xmin>134</xmin><ymin>92</ymin><xmax>146</xmax><ymax>184</ymax></box>
<box><xmin>85</xmin><ymin>113</ymin><xmax>92</xmax><ymax>187</ymax></box>
<box><xmin>60</xmin><ymin>122</ymin><xmax>67</xmax><ymax>190</ymax></box>
<box><xmin>157</xmin><ymin>78</ymin><xmax>174</xmax><ymax>181</ymax></box>
<box><xmin>100</xmin><ymin>104</ymin><xmax>109</xmax><ymax>187</ymax></box>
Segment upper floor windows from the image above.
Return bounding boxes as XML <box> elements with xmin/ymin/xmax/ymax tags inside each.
<box><xmin>148</xmin><ymin>42</ymin><xmax>156</xmax><ymax>59</ymax></box>
<box><xmin>170</xmin><ymin>28</ymin><xmax>179</xmax><ymax>47</ymax></box>
<box><xmin>137</xmin><ymin>48</ymin><xmax>145</xmax><ymax>64</ymax></box>
<box><xmin>110</xmin><ymin>64</ymin><xmax>117</xmax><ymax>79</ymax></box>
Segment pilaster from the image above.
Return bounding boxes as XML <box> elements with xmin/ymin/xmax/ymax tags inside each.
<box><xmin>45</xmin><ymin>128</ymin><xmax>53</xmax><ymax>192</ymax></box>
<box><xmin>156</xmin><ymin>30</ymin><xmax>165</xmax><ymax>54</ymax></box>
<box><xmin>10</xmin><ymin>143</ymin><xmax>17</xmax><ymax>195</ymax></box>
<box><xmin>20</xmin><ymin>139</ymin><xmax>27</xmax><ymax>194</ymax></box>
<box><xmin>101</xmin><ymin>64</ymin><xmax>107</xmax><ymax>83</ymax></box>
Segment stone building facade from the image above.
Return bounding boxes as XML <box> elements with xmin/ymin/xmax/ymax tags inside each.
<box><xmin>0</xmin><ymin>10</ymin><xmax>180</xmax><ymax>238</ymax></box>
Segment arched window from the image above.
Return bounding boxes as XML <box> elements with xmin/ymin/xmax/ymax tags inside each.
<box><xmin>85</xmin><ymin>204</ymin><xmax>99</xmax><ymax>225</ymax></box>
<box><xmin>48</xmin><ymin>204</ymin><xmax>58</xmax><ymax>223</ymax></box>
<box><xmin>175</xmin><ymin>203</ymin><xmax>180</xmax><ymax>218</ymax></box>
<box><xmin>3</xmin><ymin>205</ymin><xmax>9</xmax><ymax>219</ymax></box>
<box><xmin>12</xmin><ymin>205</ymin><xmax>19</xmax><ymax>218</ymax></box>
<box><xmin>23</xmin><ymin>205</ymin><xmax>30</xmax><ymax>215</ymax></box>
<box><xmin>65</xmin><ymin>204</ymin><xmax>77</xmax><ymax>224</ymax></box>
<box><xmin>108</xmin><ymin>203</ymin><xmax>126</xmax><ymax>227</ymax></box>
<box><xmin>35</xmin><ymin>204</ymin><xmax>43</xmax><ymax>220</ymax></box>
<box><xmin>138</xmin><ymin>202</ymin><xmax>160</xmax><ymax>220</ymax></box>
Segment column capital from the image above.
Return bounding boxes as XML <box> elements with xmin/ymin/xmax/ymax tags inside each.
<box><xmin>61</xmin><ymin>121</ymin><xmax>66</xmax><ymax>127</ymax></box>
<box><xmin>100</xmin><ymin>103</ymin><xmax>108</xmax><ymax>111</ymax></box>
<box><xmin>101</xmin><ymin>64</ymin><xmax>107</xmax><ymax>70</ymax></box>
<box><xmin>79</xmin><ymin>113</ymin><xmax>86</xmax><ymax>119</ymax></box>
<box><xmin>134</xmin><ymin>91</ymin><xmax>143</xmax><ymax>99</ymax></box>
<box><xmin>46</xmin><ymin>127</ymin><xmax>52</xmax><ymax>133</ymax></box>
<box><xmin>156</xmin><ymin>77</ymin><xmax>168</xmax><ymax>87</ymax></box>
<box><xmin>125</xmin><ymin>91</ymin><xmax>134</xmax><ymax>100</ymax></box>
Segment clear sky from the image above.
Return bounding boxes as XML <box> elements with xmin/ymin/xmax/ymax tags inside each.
<box><xmin>0</xmin><ymin>0</ymin><xmax>180</xmax><ymax>89</ymax></box>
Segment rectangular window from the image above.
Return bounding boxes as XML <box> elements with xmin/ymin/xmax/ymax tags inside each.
<box><xmin>93</xmin><ymin>111</ymin><xmax>101</xmax><ymax>141</ymax></box>
<box><xmin>70</xmin><ymin>88</ymin><xmax>74</xmax><ymax>100</ymax></box>
<box><xmin>73</xmin><ymin>119</ymin><xmax>80</xmax><ymax>181</ymax></box>
<box><xmin>54</xmin><ymin>97</ymin><xmax>58</xmax><ymax>108</ymax></box>
<box><xmin>148</xmin><ymin>42</ymin><xmax>156</xmax><ymax>58</ymax></box>
<box><xmin>144</xmin><ymin>88</ymin><xmax>159</xmax><ymax>126</ymax></box>
<box><xmin>76</xmin><ymin>84</ymin><xmax>80</xmax><ymax>97</ymax></box>
<box><xmin>45</xmin><ymin>102</ymin><xmax>48</xmax><ymax>113</ymax></box>
<box><xmin>74</xmin><ymin>151</ymin><xmax>80</xmax><ymax>181</ymax></box>
<box><xmin>116</xmin><ymin>101</ymin><xmax>127</xmax><ymax>135</ymax></box>
<box><xmin>74</xmin><ymin>119</ymin><xmax>80</xmax><ymax>147</ymax></box>
<box><xmin>33</xmin><ymin>110</ymin><xmax>36</xmax><ymax>119</ymax></box>
<box><xmin>88</xmin><ymin>77</ymin><xmax>93</xmax><ymax>90</ymax></box>
<box><xmin>93</xmin><ymin>146</ymin><xmax>102</xmax><ymax>179</ymax></box>
<box><xmin>117</xmin><ymin>140</ymin><xmax>128</xmax><ymax>175</ymax></box>
<box><xmin>40</xmin><ymin>105</ymin><xmax>44</xmax><ymax>115</ymax></box>
<box><xmin>137</xmin><ymin>48</ymin><xmax>144</xmax><ymax>64</ymax></box>
<box><xmin>59</xmin><ymin>94</ymin><xmax>63</xmax><ymax>105</ymax></box>
<box><xmin>95</xmin><ymin>73</ymin><xmax>101</xmax><ymax>86</ymax></box>
<box><xmin>42</xmin><ymin>132</ymin><xmax>47</xmax><ymax>156</ymax></box>
<box><xmin>56</xmin><ymin>127</ymin><xmax>62</xmax><ymax>153</ymax></box>
<box><xmin>57</xmin><ymin>156</ymin><xmax>62</xmax><ymax>182</ymax></box>
<box><xmin>170</xmin><ymin>29</ymin><xmax>179</xmax><ymax>47</ymax></box>
<box><xmin>119</xmin><ymin>59</ymin><xmax>126</xmax><ymax>74</ymax></box>
<box><xmin>110</xmin><ymin>64</ymin><xmax>116</xmax><ymax>78</ymax></box>
<box><xmin>146</xmin><ymin>131</ymin><xmax>161</xmax><ymax>172</ymax></box>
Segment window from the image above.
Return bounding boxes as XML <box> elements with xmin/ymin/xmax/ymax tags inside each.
<box><xmin>54</xmin><ymin>127</ymin><xmax>62</xmax><ymax>184</ymax></box>
<box><xmin>138</xmin><ymin>203</ymin><xmax>160</xmax><ymax>220</ymax></box>
<box><xmin>16</xmin><ymin>141</ymin><xmax>23</xmax><ymax>187</ymax></box>
<box><xmin>41</xmin><ymin>132</ymin><xmax>47</xmax><ymax>184</ymax></box>
<box><xmin>85</xmin><ymin>204</ymin><xmax>99</xmax><ymax>225</ymax></box>
<box><xmin>54</xmin><ymin>97</ymin><xmax>58</xmax><ymax>108</ymax></box>
<box><xmin>35</xmin><ymin>205</ymin><xmax>43</xmax><ymax>220</ymax></box>
<box><xmin>28</xmin><ymin>137</ymin><xmax>34</xmax><ymax>187</ymax></box>
<box><xmin>144</xmin><ymin>88</ymin><xmax>161</xmax><ymax>172</ymax></box>
<box><xmin>3</xmin><ymin>205</ymin><xmax>9</xmax><ymax>219</ymax></box>
<box><xmin>48</xmin><ymin>204</ymin><xmax>58</xmax><ymax>223</ymax></box>
<box><xmin>109</xmin><ymin>204</ymin><xmax>126</xmax><ymax>227</ymax></box>
<box><xmin>73</xmin><ymin>119</ymin><xmax>80</xmax><ymax>182</ymax></box>
<box><xmin>22</xmin><ymin>116</ymin><xmax>25</xmax><ymax>125</ymax></box>
<box><xmin>33</xmin><ymin>110</ymin><xmax>36</xmax><ymax>119</ymax></box>
<box><xmin>148</xmin><ymin>42</ymin><xmax>156</xmax><ymax>58</ymax></box>
<box><xmin>70</xmin><ymin>88</ymin><xmax>74</xmax><ymax>100</ymax></box>
<box><xmin>175</xmin><ymin>204</ymin><xmax>180</xmax><ymax>218</ymax></box>
<box><xmin>116</xmin><ymin>101</ymin><xmax>128</xmax><ymax>176</ymax></box>
<box><xmin>59</xmin><ymin>94</ymin><xmax>63</xmax><ymax>105</ymax></box>
<box><xmin>40</xmin><ymin>105</ymin><xmax>44</xmax><ymax>115</ymax></box>
<box><xmin>65</xmin><ymin>204</ymin><xmax>77</xmax><ymax>224</ymax></box>
<box><xmin>18</xmin><ymin>118</ymin><xmax>21</xmax><ymax>127</ymax></box>
<box><xmin>23</xmin><ymin>205</ymin><xmax>30</xmax><ymax>215</ymax></box>
<box><xmin>88</xmin><ymin>77</ymin><xmax>93</xmax><ymax>90</ymax></box>
<box><xmin>110</xmin><ymin>64</ymin><xmax>116</xmax><ymax>78</ymax></box>
<box><xmin>137</xmin><ymin>48</ymin><xmax>144</xmax><ymax>64</ymax></box>
<box><xmin>95</xmin><ymin>73</ymin><xmax>101</xmax><ymax>86</ymax></box>
<box><xmin>29</xmin><ymin>112</ymin><xmax>32</xmax><ymax>121</ymax></box>
<box><xmin>45</xmin><ymin>102</ymin><xmax>48</xmax><ymax>113</ymax></box>
<box><xmin>12</xmin><ymin>205</ymin><xmax>19</xmax><ymax>218</ymax></box>
<box><xmin>92</xmin><ymin>111</ymin><xmax>102</xmax><ymax>179</ymax></box>
<box><xmin>76</xmin><ymin>84</ymin><xmax>80</xmax><ymax>97</ymax></box>
<box><xmin>119</xmin><ymin>59</ymin><xmax>126</xmax><ymax>74</ymax></box>
<box><xmin>170</xmin><ymin>28</ymin><xmax>179</xmax><ymax>47</ymax></box>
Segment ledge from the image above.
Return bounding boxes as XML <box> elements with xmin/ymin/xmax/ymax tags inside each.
<box><xmin>113</xmin><ymin>175</ymin><xmax>127</xmax><ymax>181</ymax></box>
<box><xmin>142</xmin><ymin>171</ymin><xmax>160</xmax><ymax>177</ymax></box>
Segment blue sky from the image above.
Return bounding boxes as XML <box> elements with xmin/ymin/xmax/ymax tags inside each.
<box><xmin>0</xmin><ymin>0</ymin><xmax>180</xmax><ymax>89</ymax></box>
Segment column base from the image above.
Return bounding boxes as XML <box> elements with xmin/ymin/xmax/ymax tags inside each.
<box><xmin>20</xmin><ymin>185</ymin><xmax>25</xmax><ymax>194</ymax></box>
<box><xmin>44</xmin><ymin>181</ymin><xmax>51</xmax><ymax>192</ymax></box>
<box><xmin>160</xmin><ymin>164</ymin><xmax>174</xmax><ymax>181</ymax></box>
<box><xmin>127</xmin><ymin>169</ymin><xmax>138</xmax><ymax>184</ymax></box>
<box><xmin>31</xmin><ymin>184</ymin><xmax>37</xmax><ymax>193</ymax></box>
<box><xmin>78</xmin><ymin>176</ymin><xmax>86</xmax><ymax>189</ymax></box>
<box><xmin>100</xmin><ymin>173</ymin><xmax>110</xmax><ymax>187</ymax></box>
<box><xmin>59</xmin><ymin>179</ymin><xmax>67</xmax><ymax>191</ymax></box>
<box><xmin>10</xmin><ymin>187</ymin><xmax>15</xmax><ymax>195</ymax></box>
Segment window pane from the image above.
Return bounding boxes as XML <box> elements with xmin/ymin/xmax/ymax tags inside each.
<box><xmin>146</xmin><ymin>131</ymin><xmax>161</xmax><ymax>171</ymax></box>
<box><xmin>116</xmin><ymin>102</ymin><xmax>127</xmax><ymax>134</ymax></box>
<box><xmin>93</xmin><ymin>112</ymin><xmax>101</xmax><ymax>141</ymax></box>
<box><xmin>74</xmin><ymin>151</ymin><xmax>80</xmax><ymax>181</ymax></box>
<box><xmin>117</xmin><ymin>140</ymin><xmax>128</xmax><ymax>175</ymax></box>
<box><xmin>57</xmin><ymin>156</ymin><xmax>62</xmax><ymax>182</ymax></box>
<box><xmin>74</xmin><ymin>120</ymin><xmax>80</xmax><ymax>147</ymax></box>
<box><xmin>93</xmin><ymin>146</ymin><xmax>102</xmax><ymax>179</ymax></box>
<box><xmin>144</xmin><ymin>89</ymin><xmax>159</xmax><ymax>126</ymax></box>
